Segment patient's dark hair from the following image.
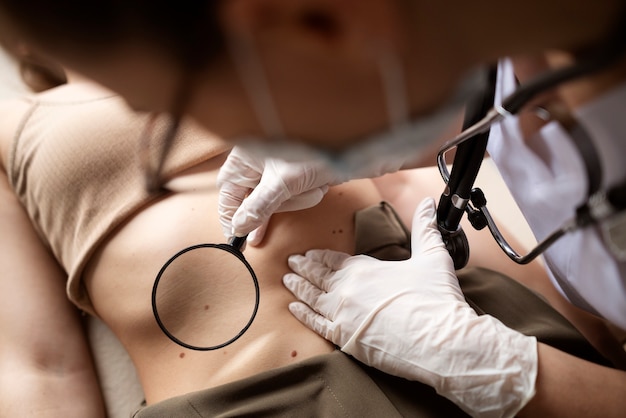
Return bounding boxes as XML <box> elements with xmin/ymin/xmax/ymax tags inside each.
<box><xmin>0</xmin><ymin>1</ymin><xmax>225</xmax><ymax>71</ymax></box>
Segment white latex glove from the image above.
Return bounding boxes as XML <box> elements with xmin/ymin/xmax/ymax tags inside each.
<box><xmin>217</xmin><ymin>146</ymin><xmax>343</xmax><ymax>245</ymax></box>
<box><xmin>283</xmin><ymin>198</ymin><xmax>538</xmax><ymax>418</ymax></box>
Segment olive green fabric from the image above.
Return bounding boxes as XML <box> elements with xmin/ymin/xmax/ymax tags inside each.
<box><xmin>354</xmin><ymin>201</ymin><xmax>411</xmax><ymax>261</ymax></box>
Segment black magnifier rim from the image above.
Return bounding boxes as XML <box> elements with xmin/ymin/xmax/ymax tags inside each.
<box><xmin>151</xmin><ymin>243</ymin><xmax>260</xmax><ymax>351</ymax></box>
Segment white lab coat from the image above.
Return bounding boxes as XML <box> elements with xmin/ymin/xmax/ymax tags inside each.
<box><xmin>487</xmin><ymin>59</ymin><xmax>626</xmax><ymax>329</ymax></box>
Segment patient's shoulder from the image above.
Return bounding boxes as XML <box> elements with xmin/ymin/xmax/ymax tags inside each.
<box><xmin>0</xmin><ymin>97</ymin><xmax>35</xmax><ymax>167</ymax></box>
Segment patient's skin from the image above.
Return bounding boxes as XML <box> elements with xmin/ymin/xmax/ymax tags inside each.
<box><xmin>83</xmin><ymin>159</ymin><xmax>384</xmax><ymax>403</ymax></box>
<box><xmin>0</xmin><ymin>77</ymin><xmax>413</xmax><ymax>406</ymax></box>
<box><xmin>0</xmin><ymin>78</ymin><xmax>379</xmax><ymax>405</ymax></box>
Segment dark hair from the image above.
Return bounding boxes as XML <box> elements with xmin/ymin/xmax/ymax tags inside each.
<box><xmin>0</xmin><ymin>1</ymin><xmax>225</xmax><ymax>71</ymax></box>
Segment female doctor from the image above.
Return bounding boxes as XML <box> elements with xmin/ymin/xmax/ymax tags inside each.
<box><xmin>0</xmin><ymin>0</ymin><xmax>624</xmax><ymax>417</ymax></box>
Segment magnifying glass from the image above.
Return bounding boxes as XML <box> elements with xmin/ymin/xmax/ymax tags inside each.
<box><xmin>151</xmin><ymin>236</ymin><xmax>260</xmax><ymax>351</ymax></box>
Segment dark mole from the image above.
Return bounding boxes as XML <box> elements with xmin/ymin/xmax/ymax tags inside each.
<box><xmin>291</xmin><ymin>350</ymin><xmax>298</xmax><ymax>358</ymax></box>
<box><xmin>204</xmin><ymin>305</ymin><xmax>210</xmax><ymax>310</ymax></box>
<box><xmin>338</xmin><ymin>229</ymin><xmax>343</xmax><ymax>234</ymax></box>
<box><xmin>332</xmin><ymin>229</ymin><xmax>336</xmax><ymax>234</ymax></box>
<box><xmin>179</xmin><ymin>352</ymin><xmax>185</xmax><ymax>359</ymax></box>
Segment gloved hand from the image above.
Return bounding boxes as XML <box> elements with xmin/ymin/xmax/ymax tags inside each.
<box><xmin>283</xmin><ymin>198</ymin><xmax>538</xmax><ymax>418</ymax></box>
<box><xmin>217</xmin><ymin>146</ymin><xmax>344</xmax><ymax>244</ymax></box>
<box><xmin>217</xmin><ymin>145</ymin><xmax>409</xmax><ymax>245</ymax></box>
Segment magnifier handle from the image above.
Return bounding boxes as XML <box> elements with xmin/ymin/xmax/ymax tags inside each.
<box><xmin>228</xmin><ymin>235</ymin><xmax>248</xmax><ymax>251</ymax></box>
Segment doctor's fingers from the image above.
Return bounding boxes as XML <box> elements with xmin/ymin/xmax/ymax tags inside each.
<box><xmin>217</xmin><ymin>152</ymin><xmax>264</xmax><ymax>190</ymax></box>
<box><xmin>283</xmin><ymin>274</ymin><xmax>338</xmax><ymax>321</ymax></box>
<box><xmin>288</xmin><ymin>250</ymin><xmax>350</xmax><ymax>288</ymax></box>
<box><xmin>273</xmin><ymin>187</ymin><xmax>328</xmax><ymax>213</ymax></box>
<box><xmin>288</xmin><ymin>302</ymin><xmax>337</xmax><ymax>343</ymax></box>
<box><xmin>246</xmin><ymin>220</ymin><xmax>269</xmax><ymax>246</ymax></box>
<box><xmin>410</xmin><ymin>198</ymin><xmax>449</xmax><ymax>256</ymax></box>
<box><xmin>218</xmin><ymin>182</ymin><xmax>251</xmax><ymax>237</ymax></box>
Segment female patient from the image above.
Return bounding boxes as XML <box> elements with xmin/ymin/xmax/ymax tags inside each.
<box><xmin>0</xmin><ymin>54</ymin><xmax>621</xmax><ymax>417</ymax></box>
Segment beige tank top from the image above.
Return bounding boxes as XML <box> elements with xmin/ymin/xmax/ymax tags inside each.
<box><xmin>7</xmin><ymin>83</ymin><xmax>230</xmax><ymax>314</ymax></box>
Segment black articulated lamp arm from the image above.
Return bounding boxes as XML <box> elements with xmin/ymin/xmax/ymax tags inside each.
<box><xmin>437</xmin><ymin>66</ymin><xmax>498</xmax><ymax>269</ymax></box>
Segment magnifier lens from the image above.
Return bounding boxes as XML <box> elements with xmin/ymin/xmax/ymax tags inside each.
<box><xmin>152</xmin><ymin>242</ymin><xmax>259</xmax><ymax>351</ymax></box>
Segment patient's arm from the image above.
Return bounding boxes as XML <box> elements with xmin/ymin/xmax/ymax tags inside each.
<box><xmin>0</xmin><ymin>171</ymin><xmax>106</xmax><ymax>417</ymax></box>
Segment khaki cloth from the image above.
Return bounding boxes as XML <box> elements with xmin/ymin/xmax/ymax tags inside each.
<box><xmin>7</xmin><ymin>86</ymin><xmax>230</xmax><ymax>315</ymax></box>
<box><xmin>134</xmin><ymin>202</ymin><xmax>611</xmax><ymax>417</ymax></box>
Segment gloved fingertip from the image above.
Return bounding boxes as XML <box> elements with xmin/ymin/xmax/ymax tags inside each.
<box><xmin>414</xmin><ymin>197</ymin><xmax>437</xmax><ymax>227</ymax></box>
<box><xmin>287</xmin><ymin>254</ymin><xmax>305</xmax><ymax>270</ymax></box>
<box><xmin>247</xmin><ymin>229</ymin><xmax>261</xmax><ymax>246</ymax></box>
<box><xmin>418</xmin><ymin>197</ymin><xmax>436</xmax><ymax>216</ymax></box>
<box><xmin>287</xmin><ymin>301</ymin><xmax>308</xmax><ymax>319</ymax></box>
<box><xmin>231</xmin><ymin>222</ymin><xmax>253</xmax><ymax>241</ymax></box>
<box><xmin>232</xmin><ymin>202</ymin><xmax>267</xmax><ymax>238</ymax></box>
<box><xmin>410</xmin><ymin>196</ymin><xmax>447</xmax><ymax>254</ymax></box>
<box><xmin>282</xmin><ymin>273</ymin><xmax>297</xmax><ymax>289</ymax></box>
<box><xmin>247</xmin><ymin>220</ymin><xmax>270</xmax><ymax>246</ymax></box>
<box><xmin>231</xmin><ymin>209</ymin><xmax>246</xmax><ymax>231</ymax></box>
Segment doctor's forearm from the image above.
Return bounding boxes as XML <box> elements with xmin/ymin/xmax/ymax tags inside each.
<box><xmin>518</xmin><ymin>343</ymin><xmax>626</xmax><ymax>418</ymax></box>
